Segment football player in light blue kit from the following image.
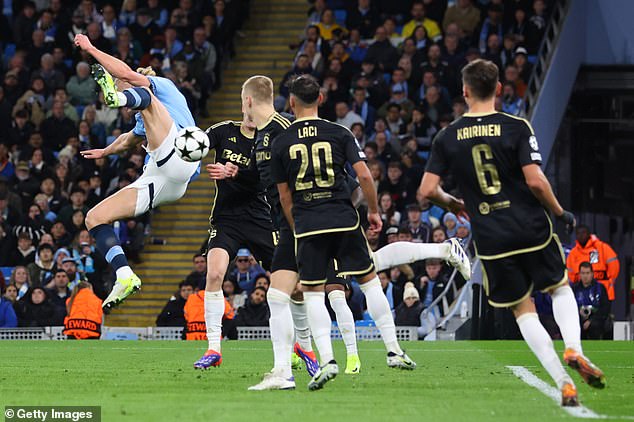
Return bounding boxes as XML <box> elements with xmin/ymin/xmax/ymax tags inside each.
<box><xmin>74</xmin><ymin>33</ymin><xmax>201</xmax><ymax>310</ymax></box>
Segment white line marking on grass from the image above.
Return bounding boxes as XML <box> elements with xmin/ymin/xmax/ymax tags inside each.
<box><xmin>507</xmin><ymin>365</ymin><xmax>605</xmax><ymax>419</ymax></box>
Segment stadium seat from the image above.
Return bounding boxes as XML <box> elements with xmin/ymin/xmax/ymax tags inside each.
<box><xmin>334</xmin><ymin>9</ymin><xmax>347</xmax><ymax>25</ymax></box>
<box><xmin>2</xmin><ymin>43</ymin><xmax>16</xmax><ymax>65</ymax></box>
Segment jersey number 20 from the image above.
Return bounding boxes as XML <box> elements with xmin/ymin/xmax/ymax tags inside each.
<box><xmin>471</xmin><ymin>144</ymin><xmax>501</xmax><ymax>195</ymax></box>
<box><xmin>289</xmin><ymin>142</ymin><xmax>335</xmax><ymax>190</ymax></box>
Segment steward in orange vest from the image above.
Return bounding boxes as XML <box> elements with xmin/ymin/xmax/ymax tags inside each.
<box><xmin>183</xmin><ymin>289</ymin><xmax>235</xmax><ymax>340</ymax></box>
<box><xmin>64</xmin><ymin>282</ymin><xmax>103</xmax><ymax>339</ymax></box>
<box><xmin>567</xmin><ymin>226</ymin><xmax>620</xmax><ymax>301</ymax></box>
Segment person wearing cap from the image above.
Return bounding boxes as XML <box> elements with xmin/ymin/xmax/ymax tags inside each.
<box><xmin>11</xmin><ymin>161</ymin><xmax>40</xmax><ymax>202</ymax></box>
<box><xmin>228</xmin><ymin>249</ymin><xmax>264</xmax><ymax>296</ymax></box>
<box><xmin>394</xmin><ymin>281</ymin><xmax>424</xmax><ymax>326</ymax></box>
<box><xmin>401</xmin><ymin>202</ymin><xmax>432</xmax><ymax>243</ymax></box>
<box><xmin>513</xmin><ymin>46</ymin><xmax>533</xmax><ymax>83</ymax></box>
<box><xmin>385</xmin><ymin>226</ymin><xmax>400</xmax><ymax>244</ymax></box>
<box><xmin>58</xmin><ymin>187</ymin><xmax>89</xmax><ymax>228</ymax></box>
<box><xmin>27</xmin><ymin>243</ymin><xmax>56</xmax><ymax>287</ymax></box>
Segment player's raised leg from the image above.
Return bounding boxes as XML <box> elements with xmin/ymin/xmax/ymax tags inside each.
<box><xmin>373</xmin><ymin>239</ymin><xmax>471</xmax><ymax>280</ymax></box>
<box><xmin>512</xmin><ymin>296</ymin><xmax>579</xmax><ymax>406</ymax></box>
<box><xmin>193</xmin><ymin>247</ymin><xmax>229</xmax><ymax>369</ymax></box>
<box><xmin>85</xmin><ymin>188</ymin><xmax>141</xmax><ymax>310</ymax></box>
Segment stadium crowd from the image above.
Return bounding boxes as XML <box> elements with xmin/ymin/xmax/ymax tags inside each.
<box><xmin>0</xmin><ymin>0</ymin><xmax>619</xmax><ymax>341</ymax></box>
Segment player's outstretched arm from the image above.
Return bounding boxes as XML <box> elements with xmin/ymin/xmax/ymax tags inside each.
<box><xmin>81</xmin><ymin>131</ymin><xmax>143</xmax><ymax>159</ymax></box>
<box><xmin>419</xmin><ymin>172</ymin><xmax>466</xmax><ymax>217</ymax></box>
<box><xmin>352</xmin><ymin>161</ymin><xmax>382</xmax><ymax>233</ymax></box>
<box><xmin>277</xmin><ymin>182</ymin><xmax>295</xmax><ymax>231</ymax></box>
<box><xmin>522</xmin><ymin>164</ymin><xmax>575</xmax><ymax>232</ymax></box>
<box><xmin>74</xmin><ymin>34</ymin><xmax>149</xmax><ymax>87</ymax></box>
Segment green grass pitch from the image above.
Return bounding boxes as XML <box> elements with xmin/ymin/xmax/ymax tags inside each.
<box><xmin>1</xmin><ymin>340</ymin><xmax>632</xmax><ymax>421</ymax></box>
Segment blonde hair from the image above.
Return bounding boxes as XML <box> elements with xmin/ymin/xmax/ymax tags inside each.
<box><xmin>242</xmin><ymin>75</ymin><xmax>274</xmax><ymax>104</ymax></box>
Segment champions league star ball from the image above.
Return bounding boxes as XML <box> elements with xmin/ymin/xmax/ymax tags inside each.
<box><xmin>174</xmin><ymin>126</ymin><xmax>210</xmax><ymax>162</ymax></box>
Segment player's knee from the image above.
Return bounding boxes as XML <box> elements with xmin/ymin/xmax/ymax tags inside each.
<box><xmin>85</xmin><ymin>208</ymin><xmax>107</xmax><ymax>229</ymax></box>
<box><xmin>206</xmin><ymin>269</ymin><xmax>224</xmax><ymax>288</ymax></box>
<box><xmin>123</xmin><ymin>87</ymin><xmax>151</xmax><ymax>110</ymax></box>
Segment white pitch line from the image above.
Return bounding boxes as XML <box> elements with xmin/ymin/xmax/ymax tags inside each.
<box><xmin>506</xmin><ymin>365</ymin><xmax>605</xmax><ymax>419</ymax></box>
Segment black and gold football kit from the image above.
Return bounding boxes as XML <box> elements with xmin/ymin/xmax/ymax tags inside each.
<box><xmin>252</xmin><ymin>112</ymin><xmax>298</xmax><ymax>272</ymax></box>
<box><xmin>426</xmin><ymin>112</ymin><xmax>567</xmax><ymax>307</ymax></box>
<box><xmin>271</xmin><ymin>117</ymin><xmax>374</xmax><ymax>285</ymax></box>
<box><xmin>205</xmin><ymin>121</ymin><xmax>276</xmax><ymax>269</ymax></box>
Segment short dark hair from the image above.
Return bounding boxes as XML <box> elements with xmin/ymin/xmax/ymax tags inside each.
<box><xmin>192</xmin><ymin>253</ymin><xmax>204</xmax><ymax>261</ymax></box>
<box><xmin>461</xmin><ymin>59</ymin><xmax>499</xmax><ymax>100</ymax></box>
<box><xmin>579</xmin><ymin>261</ymin><xmax>593</xmax><ymax>271</ymax></box>
<box><xmin>289</xmin><ymin>74</ymin><xmax>321</xmax><ymax>105</ymax></box>
<box><xmin>179</xmin><ymin>279</ymin><xmax>197</xmax><ymax>289</ymax></box>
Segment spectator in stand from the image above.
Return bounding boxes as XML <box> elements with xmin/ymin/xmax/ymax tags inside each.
<box><xmin>40</xmin><ymin>101</ymin><xmax>77</xmax><ymax>152</ymax></box>
<box><xmin>58</xmin><ymin>187</ymin><xmax>89</xmax><ymax>229</ymax></box>
<box><xmin>335</xmin><ymin>102</ymin><xmax>364</xmax><ymax>129</ymax></box>
<box><xmin>254</xmin><ymin>274</ymin><xmax>270</xmax><ymax>291</ymax></box>
<box><xmin>442</xmin><ymin>0</ymin><xmax>481</xmax><ymax>38</ymax></box>
<box><xmin>350</xmin><ymin>86</ymin><xmax>376</xmax><ymax>133</ymax></box>
<box><xmin>307</xmin><ymin>0</ymin><xmax>326</xmax><ymax>26</ymax></box>
<box><xmin>47</xmin><ymin>269</ymin><xmax>71</xmax><ymax>321</ymax></box>
<box><xmin>279</xmin><ymin>54</ymin><xmax>314</xmax><ymax>101</ymax></box>
<box><xmin>0</xmin><ymin>280</ymin><xmax>18</xmax><ymax>327</ymax></box>
<box><xmin>346</xmin><ymin>0</ymin><xmax>380</xmax><ymax>39</ymax></box>
<box><xmin>379</xmin><ymin>191</ymin><xmax>402</xmax><ymax>227</ymax></box>
<box><xmin>13</xmin><ymin>1</ymin><xmax>38</xmax><ymax>49</ymax></box>
<box><xmin>379</xmin><ymin>161</ymin><xmax>408</xmax><ymax>208</ymax></box>
<box><xmin>479</xmin><ymin>3</ymin><xmax>504</xmax><ymax>54</ymax></box>
<box><xmin>232</xmin><ymin>286</ymin><xmax>269</xmax><ymax>327</ymax></box>
<box><xmin>185</xmin><ymin>253</ymin><xmax>207</xmax><ymax>290</ymax></box>
<box><xmin>401</xmin><ymin>1</ymin><xmax>442</xmax><ymax>42</ymax></box>
<box><xmin>365</xmin><ymin>26</ymin><xmax>400</xmax><ymax>73</ymax></box>
<box><xmin>223</xmin><ymin>279</ymin><xmax>247</xmax><ymax>311</ymax></box>
<box><xmin>513</xmin><ymin>47</ymin><xmax>533</xmax><ymax>84</ymax></box>
<box><xmin>567</xmin><ymin>225</ymin><xmax>620</xmax><ymax>302</ymax></box>
<box><xmin>431</xmin><ymin>226</ymin><xmax>447</xmax><ymax>243</ymax></box>
<box><xmin>483</xmin><ymin>33</ymin><xmax>503</xmax><ymax>70</ymax></box>
<box><xmin>228</xmin><ymin>249</ymin><xmax>264</xmax><ymax>296</ymax></box>
<box><xmin>14</xmin><ymin>286</ymin><xmax>56</xmax><ymax>327</ymax></box>
<box><xmin>129</xmin><ymin>8</ymin><xmax>161</xmax><ymax>51</ymax></box>
<box><xmin>526</xmin><ymin>0</ymin><xmax>547</xmax><ymax>54</ymax></box>
<box><xmin>394</xmin><ymin>282</ymin><xmax>424</xmax><ymax>326</ymax></box>
<box><xmin>9</xmin><ymin>233</ymin><xmax>36</xmax><ymax>267</ymax></box>
<box><xmin>504</xmin><ymin>63</ymin><xmax>527</xmax><ymax>99</ymax></box>
<box><xmin>400</xmin><ymin>203</ymin><xmax>431</xmax><ymax>243</ymax></box>
<box><xmin>418</xmin><ymin>258</ymin><xmax>450</xmax><ymax>310</ymax></box>
<box><xmin>316</xmin><ymin>9</ymin><xmax>346</xmax><ymax>41</ymax></box>
<box><xmin>4</xmin><ymin>284</ymin><xmax>19</xmax><ymax>304</ymax></box>
<box><xmin>573</xmin><ymin>262</ymin><xmax>610</xmax><ymax>340</ymax></box>
<box><xmin>63</xmin><ymin>281</ymin><xmax>102</xmax><ymax>338</ymax></box>
<box><xmin>156</xmin><ymin>280</ymin><xmax>196</xmax><ymax>327</ymax></box>
<box><xmin>501</xmin><ymin>81</ymin><xmax>523</xmax><ymax>116</ymax></box>
<box><xmin>33</xmin><ymin>54</ymin><xmax>66</xmax><ymax>94</ymax></box>
<box><xmin>100</xmin><ymin>4</ymin><xmax>120</xmax><ymax>43</ymax></box>
<box><xmin>27</xmin><ymin>243</ymin><xmax>56</xmax><ymax>287</ymax></box>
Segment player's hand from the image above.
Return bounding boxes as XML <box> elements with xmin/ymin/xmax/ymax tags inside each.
<box><xmin>367</xmin><ymin>212</ymin><xmax>382</xmax><ymax>234</ymax></box>
<box><xmin>206</xmin><ymin>163</ymin><xmax>230</xmax><ymax>180</ymax></box>
<box><xmin>80</xmin><ymin>149</ymin><xmax>106</xmax><ymax>160</ymax></box>
<box><xmin>557</xmin><ymin>210</ymin><xmax>576</xmax><ymax>234</ymax></box>
<box><xmin>225</xmin><ymin>162</ymin><xmax>239</xmax><ymax>178</ymax></box>
<box><xmin>448</xmin><ymin>197</ymin><xmax>467</xmax><ymax>218</ymax></box>
<box><xmin>74</xmin><ymin>34</ymin><xmax>93</xmax><ymax>51</ymax></box>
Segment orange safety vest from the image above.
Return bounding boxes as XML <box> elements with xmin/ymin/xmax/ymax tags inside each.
<box><xmin>183</xmin><ymin>291</ymin><xmax>235</xmax><ymax>341</ymax></box>
<box><xmin>63</xmin><ymin>289</ymin><xmax>103</xmax><ymax>339</ymax></box>
<box><xmin>567</xmin><ymin>235</ymin><xmax>620</xmax><ymax>301</ymax></box>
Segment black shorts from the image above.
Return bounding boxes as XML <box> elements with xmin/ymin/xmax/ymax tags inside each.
<box><xmin>271</xmin><ymin>219</ymin><xmax>297</xmax><ymax>273</ymax></box>
<box><xmin>297</xmin><ymin>225</ymin><xmax>374</xmax><ymax>285</ymax></box>
<box><xmin>481</xmin><ymin>235</ymin><xmax>568</xmax><ymax>308</ymax></box>
<box><xmin>326</xmin><ymin>262</ymin><xmax>348</xmax><ymax>287</ymax></box>
<box><xmin>207</xmin><ymin>216</ymin><xmax>276</xmax><ymax>270</ymax></box>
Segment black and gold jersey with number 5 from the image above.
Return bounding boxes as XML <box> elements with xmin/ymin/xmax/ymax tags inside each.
<box><xmin>205</xmin><ymin>121</ymin><xmax>270</xmax><ymax>223</ymax></box>
<box><xmin>426</xmin><ymin>112</ymin><xmax>551</xmax><ymax>258</ymax></box>
<box><xmin>270</xmin><ymin>117</ymin><xmax>367</xmax><ymax>237</ymax></box>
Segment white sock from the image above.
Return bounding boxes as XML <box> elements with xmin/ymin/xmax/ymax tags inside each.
<box><xmin>516</xmin><ymin>313</ymin><xmax>571</xmax><ymax>388</ymax></box>
<box><xmin>328</xmin><ymin>290</ymin><xmax>358</xmax><ymax>356</ymax></box>
<box><xmin>116</xmin><ymin>91</ymin><xmax>128</xmax><ymax>106</ymax></box>
<box><xmin>115</xmin><ymin>266</ymin><xmax>133</xmax><ymax>280</ymax></box>
<box><xmin>267</xmin><ymin>288</ymin><xmax>293</xmax><ymax>378</ymax></box>
<box><xmin>551</xmin><ymin>284</ymin><xmax>583</xmax><ymax>354</ymax></box>
<box><xmin>360</xmin><ymin>277</ymin><xmax>403</xmax><ymax>355</ymax></box>
<box><xmin>204</xmin><ymin>290</ymin><xmax>224</xmax><ymax>352</ymax></box>
<box><xmin>290</xmin><ymin>300</ymin><xmax>313</xmax><ymax>352</ymax></box>
<box><xmin>303</xmin><ymin>291</ymin><xmax>334</xmax><ymax>363</ymax></box>
<box><xmin>373</xmin><ymin>242</ymin><xmax>449</xmax><ymax>272</ymax></box>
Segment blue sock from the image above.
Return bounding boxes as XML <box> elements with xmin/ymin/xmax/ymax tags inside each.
<box><xmin>89</xmin><ymin>224</ymin><xmax>129</xmax><ymax>271</ymax></box>
<box><xmin>122</xmin><ymin>87</ymin><xmax>151</xmax><ymax>110</ymax></box>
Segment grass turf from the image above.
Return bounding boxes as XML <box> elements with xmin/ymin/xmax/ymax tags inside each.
<box><xmin>0</xmin><ymin>340</ymin><xmax>632</xmax><ymax>421</ymax></box>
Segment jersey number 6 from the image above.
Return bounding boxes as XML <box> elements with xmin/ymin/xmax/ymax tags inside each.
<box><xmin>471</xmin><ymin>144</ymin><xmax>501</xmax><ymax>195</ymax></box>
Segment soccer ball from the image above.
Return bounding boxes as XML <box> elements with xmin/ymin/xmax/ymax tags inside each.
<box><xmin>174</xmin><ymin>126</ymin><xmax>210</xmax><ymax>162</ymax></box>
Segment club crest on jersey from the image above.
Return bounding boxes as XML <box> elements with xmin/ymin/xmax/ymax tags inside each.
<box><xmin>529</xmin><ymin>135</ymin><xmax>539</xmax><ymax>151</ymax></box>
<box><xmin>303</xmin><ymin>192</ymin><xmax>313</xmax><ymax>202</ymax></box>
